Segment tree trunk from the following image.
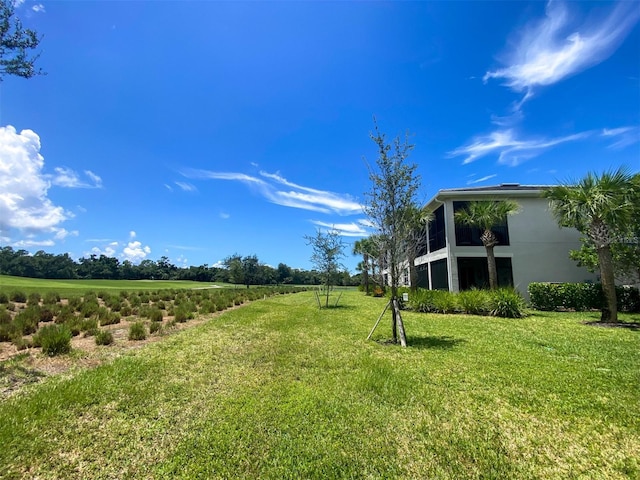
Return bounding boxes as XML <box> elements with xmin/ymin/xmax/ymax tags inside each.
<box><xmin>597</xmin><ymin>245</ymin><xmax>618</xmax><ymax>323</ymax></box>
<box><xmin>390</xmin><ymin>286</ymin><xmax>398</xmax><ymax>342</ymax></box>
<box><xmin>393</xmin><ymin>298</ymin><xmax>407</xmax><ymax>347</ymax></box>
<box><xmin>363</xmin><ymin>253</ymin><xmax>370</xmax><ymax>295</ymax></box>
<box><xmin>485</xmin><ymin>245</ymin><xmax>497</xmax><ymax>289</ymax></box>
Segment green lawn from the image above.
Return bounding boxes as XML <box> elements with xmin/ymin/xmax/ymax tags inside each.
<box><xmin>0</xmin><ymin>275</ymin><xmax>231</xmax><ymax>296</ymax></box>
<box><xmin>0</xmin><ymin>290</ymin><xmax>638</xmax><ymax>479</ymax></box>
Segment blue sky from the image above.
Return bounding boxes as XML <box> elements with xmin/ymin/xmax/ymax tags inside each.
<box><xmin>1</xmin><ymin>0</ymin><xmax>639</xmax><ymax>273</ymax></box>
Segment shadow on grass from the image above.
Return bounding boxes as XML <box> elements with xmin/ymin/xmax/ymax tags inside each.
<box><xmin>376</xmin><ymin>335</ymin><xmax>466</xmax><ymax>350</ymax></box>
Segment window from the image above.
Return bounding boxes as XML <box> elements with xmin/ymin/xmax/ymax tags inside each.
<box><xmin>430</xmin><ymin>259</ymin><xmax>449</xmax><ymax>290</ymax></box>
<box><xmin>453</xmin><ymin>201</ymin><xmax>510</xmax><ymax>247</ymax></box>
<box><xmin>416</xmin><ymin>263</ymin><xmax>429</xmax><ymax>288</ymax></box>
<box><xmin>457</xmin><ymin>257</ymin><xmax>513</xmax><ymax>290</ymax></box>
<box><xmin>428</xmin><ymin>205</ymin><xmax>446</xmax><ymax>252</ymax></box>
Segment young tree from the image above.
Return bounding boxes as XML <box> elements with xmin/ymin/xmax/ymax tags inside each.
<box><xmin>1</xmin><ymin>0</ymin><xmax>44</xmax><ymax>80</ymax></box>
<box><xmin>454</xmin><ymin>200</ymin><xmax>520</xmax><ymax>289</ymax></box>
<box><xmin>305</xmin><ymin>228</ymin><xmax>346</xmax><ymax>308</ymax></box>
<box><xmin>543</xmin><ymin>168</ymin><xmax>637</xmax><ymax>323</ymax></box>
<box><xmin>363</xmin><ymin>120</ymin><xmax>421</xmax><ymax>345</ymax></box>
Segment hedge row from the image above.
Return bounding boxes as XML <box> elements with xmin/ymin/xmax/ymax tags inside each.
<box><xmin>528</xmin><ymin>283</ymin><xmax>640</xmax><ymax>312</ymax></box>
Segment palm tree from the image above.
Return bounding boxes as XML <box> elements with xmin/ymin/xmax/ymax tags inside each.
<box><xmin>404</xmin><ymin>204</ymin><xmax>433</xmax><ymax>292</ymax></box>
<box><xmin>543</xmin><ymin>168</ymin><xmax>637</xmax><ymax>323</ymax></box>
<box><xmin>353</xmin><ymin>238</ymin><xmax>371</xmax><ymax>295</ymax></box>
<box><xmin>454</xmin><ymin>200</ymin><xmax>520</xmax><ymax>289</ymax></box>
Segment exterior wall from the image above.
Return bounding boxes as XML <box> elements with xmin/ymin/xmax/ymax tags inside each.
<box><xmin>413</xmin><ymin>189</ymin><xmax>598</xmax><ymax>299</ymax></box>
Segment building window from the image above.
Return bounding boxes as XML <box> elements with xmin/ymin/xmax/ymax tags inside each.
<box><xmin>416</xmin><ymin>263</ymin><xmax>429</xmax><ymax>288</ymax></box>
<box><xmin>430</xmin><ymin>259</ymin><xmax>449</xmax><ymax>290</ymax></box>
<box><xmin>453</xmin><ymin>201</ymin><xmax>510</xmax><ymax>247</ymax></box>
<box><xmin>457</xmin><ymin>257</ymin><xmax>513</xmax><ymax>290</ymax></box>
<box><xmin>428</xmin><ymin>205</ymin><xmax>446</xmax><ymax>252</ymax></box>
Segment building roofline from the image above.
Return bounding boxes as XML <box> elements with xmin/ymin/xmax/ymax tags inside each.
<box><xmin>424</xmin><ymin>184</ymin><xmax>551</xmax><ymax>209</ymax></box>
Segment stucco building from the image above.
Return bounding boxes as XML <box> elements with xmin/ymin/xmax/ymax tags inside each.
<box><xmin>412</xmin><ymin>184</ymin><xmax>597</xmax><ymax>298</ymax></box>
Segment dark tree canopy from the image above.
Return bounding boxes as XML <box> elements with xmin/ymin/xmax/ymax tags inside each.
<box><xmin>0</xmin><ymin>0</ymin><xmax>44</xmax><ymax>80</ymax></box>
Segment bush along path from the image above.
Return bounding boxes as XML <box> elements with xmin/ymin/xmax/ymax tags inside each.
<box><xmin>0</xmin><ymin>286</ymin><xmax>306</xmax><ymax>397</ymax></box>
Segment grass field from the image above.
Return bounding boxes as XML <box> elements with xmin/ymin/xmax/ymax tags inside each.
<box><xmin>0</xmin><ymin>290</ymin><xmax>638</xmax><ymax>479</ymax></box>
<box><xmin>0</xmin><ymin>275</ymin><xmax>231</xmax><ymax>296</ymax></box>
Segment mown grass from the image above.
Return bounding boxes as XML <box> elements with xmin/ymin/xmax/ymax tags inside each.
<box><xmin>0</xmin><ymin>291</ymin><xmax>638</xmax><ymax>479</ymax></box>
<box><xmin>0</xmin><ymin>275</ymin><xmax>231</xmax><ymax>296</ymax></box>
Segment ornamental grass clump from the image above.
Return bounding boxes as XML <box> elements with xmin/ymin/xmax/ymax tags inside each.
<box><xmin>34</xmin><ymin>324</ymin><xmax>72</xmax><ymax>356</ymax></box>
<box><xmin>128</xmin><ymin>322</ymin><xmax>147</xmax><ymax>341</ymax></box>
<box><xmin>488</xmin><ymin>288</ymin><xmax>527</xmax><ymax>318</ymax></box>
<box><xmin>95</xmin><ymin>329</ymin><xmax>114</xmax><ymax>346</ymax></box>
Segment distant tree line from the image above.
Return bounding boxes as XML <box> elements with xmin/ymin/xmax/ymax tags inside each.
<box><xmin>0</xmin><ymin>247</ymin><xmax>359</xmax><ymax>287</ymax></box>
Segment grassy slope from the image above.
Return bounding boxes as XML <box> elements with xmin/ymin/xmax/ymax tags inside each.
<box><xmin>0</xmin><ymin>275</ymin><xmax>230</xmax><ymax>295</ymax></box>
<box><xmin>0</xmin><ymin>291</ymin><xmax>638</xmax><ymax>479</ymax></box>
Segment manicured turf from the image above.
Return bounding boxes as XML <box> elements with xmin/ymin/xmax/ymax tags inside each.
<box><xmin>0</xmin><ymin>275</ymin><xmax>230</xmax><ymax>296</ymax></box>
<box><xmin>0</xmin><ymin>290</ymin><xmax>638</xmax><ymax>479</ymax></box>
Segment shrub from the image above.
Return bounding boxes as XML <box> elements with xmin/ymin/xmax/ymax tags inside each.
<box><xmin>100</xmin><ymin>312</ymin><xmax>121</xmax><ymax>326</ymax></box>
<box><xmin>13</xmin><ymin>307</ymin><xmax>40</xmax><ymax>335</ymax></box>
<box><xmin>128</xmin><ymin>322</ymin><xmax>147</xmax><ymax>341</ymax></box>
<box><xmin>38</xmin><ymin>307</ymin><xmax>55</xmax><ymax>323</ymax></box>
<box><xmin>42</xmin><ymin>291</ymin><xmax>61</xmax><ymax>304</ymax></box>
<box><xmin>95</xmin><ymin>329</ymin><xmax>114</xmax><ymax>346</ymax></box>
<box><xmin>148</xmin><ymin>308</ymin><xmax>164</xmax><ymax>322</ymax></box>
<box><xmin>528</xmin><ymin>283</ymin><xmax>640</xmax><ymax>313</ymax></box>
<box><xmin>149</xmin><ymin>321</ymin><xmax>162</xmax><ymax>334</ymax></box>
<box><xmin>55</xmin><ymin>305</ymin><xmax>77</xmax><ymax>324</ymax></box>
<box><xmin>489</xmin><ymin>288</ymin><xmax>526</xmax><ymax>318</ymax></box>
<box><xmin>27</xmin><ymin>292</ymin><xmax>41</xmax><ymax>306</ymax></box>
<box><xmin>174</xmin><ymin>309</ymin><xmax>188</xmax><ymax>323</ymax></box>
<box><xmin>0</xmin><ymin>291</ymin><xmax>8</xmax><ymax>303</ymax></box>
<box><xmin>457</xmin><ymin>289</ymin><xmax>491</xmax><ymax>315</ymax></box>
<box><xmin>80</xmin><ymin>300</ymin><xmax>100</xmax><ymax>318</ymax></box>
<box><xmin>0</xmin><ymin>307</ymin><xmax>11</xmax><ymax>325</ymax></box>
<box><xmin>10</xmin><ymin>291</ymin><xmax>27</xmax><ymax>303</ymax></box>
<box><xmin>431</xmin><ymin>290</ymin><xmax>458</xmax><ymax>314</ymax></box>
<box><xmin>120</xmin><ymin>305</ymin><xmax>132</xmax><ymax>317</ymax></box>
<box><xmin>35</xmin><ymin>324</ymin><xmax>72</xmax><ymax>356</ymax></box>
<box><xmin>11</xmin><ymin>335</ymin><xmax>30</xmax><ymax>351</ymax></box>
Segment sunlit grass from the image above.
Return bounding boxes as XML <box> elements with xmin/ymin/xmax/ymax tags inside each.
<box><xmin>0</xmin><ymin>291</ymin><xmax>638</xmax><ymax>479</ymax></box>
<box><xmin>0</xmin><ymin>275</ymin><xmax>231</xmax><ymax>296</ymax></box>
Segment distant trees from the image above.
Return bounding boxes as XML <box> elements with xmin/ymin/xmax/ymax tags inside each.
<box><xmin>544</xmin><ymin>168</ymin><xmax>638</xmax><ymax>323</ymax></box>
<box><xmin>0</xmin><ymin>0</ymin><xmax>44</xmax><ymax>80</ymax></box>
<box><xmin>453</xmin><ymin>200</ymin><xmax>520</xmax><ymax>290</ymax></box>
<box><xmin>0</xmin><ymin>245</ymin><xmax>358</xmax><ymax>286</ymax></box>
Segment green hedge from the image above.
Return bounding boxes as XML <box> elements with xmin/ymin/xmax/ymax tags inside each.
<box><xmin>528</xmin><ymin>283</ymin><xmax>640</xmax><ymax>312</ymax></box>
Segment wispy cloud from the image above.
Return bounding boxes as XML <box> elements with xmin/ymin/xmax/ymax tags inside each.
<box><xmin>601</xmin><ymin>126</ymin><xmax>640</xmax><ymax>150</ymax></box>
<box><xmin>310</xmin><ymin>220</ymin><xmax>369</xmax><ymax>237</ymax></box>
<box><xmin>466</xmin><ymin>174</ymin><xmax>498</xmax><ymax>185</ymax></box>
<box><xmin>181</xmin><ymin>168</ymin><xmax>362</xmax><ymax>215</ymax></box>
<box><xmin>50</xmin><ymin>167</ymin><xmax>103</xmax><ymax>189</ymax></box>
<box><xmin>484</xmin><ymin>1</ymin><xmax>640</xmax><ymax>103</ymax></box>
<box><xmin>175</xmin><ymin>181</ymin><xmax>197</xmax><ymax>192</ymax></box>
<box><xmin>449</xmin><ymin>129</ymin><xmax>591</xmax><ymax>166</ymax></box>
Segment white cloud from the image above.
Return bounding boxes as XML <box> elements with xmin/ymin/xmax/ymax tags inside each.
<box><xmin>310</xmin><ymin>220</ymin><xmax>369</xmax><ymax>237</ymax></box>
<box><xmin>448</xmin><ymin>128</ymin><xmax>591</xmax><ymax>166</ymax></box>
<box><xmin>466</xmin><ymin>174</ymin><xmax>498</xmax><ymax>185</ymax></box>
<box><xmin>14</xmin><ymin>239</ymin><xmax>54</xmax><ymax>248</ymax></box>
<box><xmin>0</xmin><ymin>125</ymin><xmax>69</xmax><ymax>240</ymax></box>
<box><xmin>181</xmin><ymin>168</ymin><xmax>362</xmax><ymax>215</ymax></box>
<box><xmin>123</xmin><ymin>241</ymin><xmax>151</xmax><ymax>263</ymax></box>
<box><xmin>219</xmin><ymin>212</ymin><xmax>230</xmax><ymax>219</ymax></box>
<box><xmin>50</xmin><ymin>167</ymin><xmax>102</xmax><ymax>188</ymax></box>
<box><xmin>601</xmin><ymin>126</ymin><xmax>640</xmax><ymax>149</ymax></box>
<box><xmin>32</xmin><ymin>3</ymin><xmax>45</xmax><ymax>13</ymax></box>
<box><xmin>484</xmin><ymin>1</ymin><xmax>640</xmax><ymax>102</ymax></box>
<box><xmin>175</xmin><ymin>181</ymin><xmax>197</xmax><ymax>192</ymax></box>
